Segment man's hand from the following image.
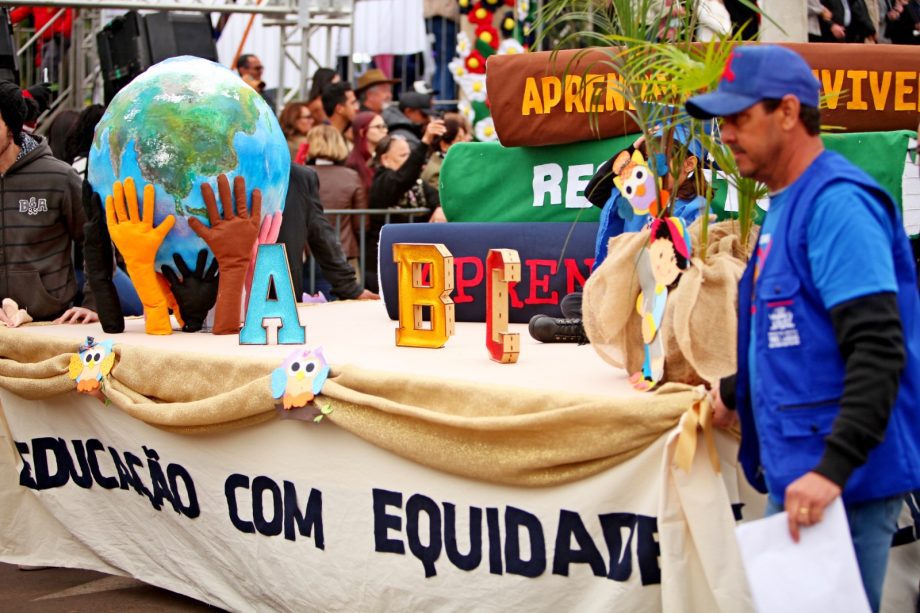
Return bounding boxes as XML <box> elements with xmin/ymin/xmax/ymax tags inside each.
<box><xmin>709</xmin><ymin>383</ymin><xmax>738</xmax><ymax>429</ymax></box>
<box><xmin>784</xmin><ymin>472</ymin><xmax>842</xmax><ymax>543</ymax></box>
<box><xmin>54</xmin><ymin>307</ymin><xmax>99</xmax><ymax>325</ymax></box>
<box><xmin>356</xmin><ymin>289</ymin><xmax>380</xmax><ymax>300</ymax></box>
<box><xmin>428</xmin><ymin>207</ymin><xmax>447</xmax><ymax>223</ymax></box>
<box><xmin>421</xmin><ymin>119</ymin><xmax>446</xmax><ymax>145</ymax></box>
<box><xmin>830</xmin><ymin>23</ymin><xmax>846</xmax><ymax>40</ymax></box>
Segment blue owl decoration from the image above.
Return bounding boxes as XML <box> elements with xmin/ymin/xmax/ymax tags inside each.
<box><xmin>270</xmin><ymin>347</ymin><xmax>330</xmax><ymax>410</ymax></box>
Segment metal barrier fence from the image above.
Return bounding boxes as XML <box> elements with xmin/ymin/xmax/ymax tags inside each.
<box><xmin>306</xmin><ymin>206</ymin><xmax>432</xmax><ymax>296</ymax></box>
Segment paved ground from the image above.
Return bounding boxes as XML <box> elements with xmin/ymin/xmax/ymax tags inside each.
<box><xmin>0</xmin><ymin>562</ymin><xmax>221</xmax><ymax>612</ymax></box>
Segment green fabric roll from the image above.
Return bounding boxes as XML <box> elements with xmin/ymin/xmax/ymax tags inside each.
<box><xmin>441</xmin><ymin>131</ymin><xmax>911</xmax><ymax>224</ymax></box>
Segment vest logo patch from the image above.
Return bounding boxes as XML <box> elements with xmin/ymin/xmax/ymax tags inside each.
<box><xmin>19</xmin><ymin>197</ymin><xmax>48</xmax><ymax>215</ymax></box>
<box><xmin>767</xmin><ymin>302</ymin><xmax>800</xmax><ymax>349</ymax></box>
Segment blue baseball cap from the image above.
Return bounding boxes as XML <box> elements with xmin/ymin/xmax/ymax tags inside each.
<box><xmin>685</xmin><ymin>45</ymin><xmax>820</xmax><ymax>119</ymax></box>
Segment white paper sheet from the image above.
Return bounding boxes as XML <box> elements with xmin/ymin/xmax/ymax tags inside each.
<box><xmin>735</xmin><ymin>498</ymin><xmax>871</xmax><ymax>613</ymax></box>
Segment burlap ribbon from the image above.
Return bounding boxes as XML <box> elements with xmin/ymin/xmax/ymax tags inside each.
<box><xmin>0</xmin><ymin>327</ymin><xmax>711</xmax><ymax>487</ymax></box>
<box><xmin>673</xmin><ymin>387</ymin><xmax>721</xmax><ymax>474</ymax></box>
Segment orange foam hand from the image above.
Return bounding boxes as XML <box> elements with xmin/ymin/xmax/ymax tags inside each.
<box><xmin>188</xmin><ymin>174</ymin><xmax>261</xmax><ymax>335</ymax></box>
<box><xmin>105</xmin><ymin>178</ymin><xmax>175</xmax><ymax>335</ymax></box>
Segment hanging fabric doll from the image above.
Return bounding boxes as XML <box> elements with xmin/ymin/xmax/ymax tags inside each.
<box><xmin>630</xmin><ymin>216</ymin><xmax>693</xmax><ymax>391</ymax></box>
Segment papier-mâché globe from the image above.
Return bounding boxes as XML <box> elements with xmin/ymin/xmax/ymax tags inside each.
<box><xmin>88</xmin><ymin>56</ymin><xmax>290</xmax><ymax>272</ymax></box>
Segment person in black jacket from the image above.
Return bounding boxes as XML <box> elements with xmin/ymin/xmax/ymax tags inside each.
<box><xmin>277</xmin><ymin>164</ymin><xmax>378</xmax><ymax>300</ymax></box>
<box><xmin>883</xmin><ymin>0</ymin><xmax>920</xmax><ymax>44</ymax></box>
<box><xmin>820</xmin><ymin>0</ymin><xmax>877</xmax><ymax>41</ymax></box>
<box><xmin>724</xmin><ymin>0</ymin><xmax>759</xmax><ymax>38</ymax></box>
<box><xmin>364</xmin><ymin>120</ymin><xmax>447</xmax><ymax>292</ymax></box>
<box><xmin>0</xmin><ymin>81</ymin><xmax>97</xmax><ymax>325</ymax></box>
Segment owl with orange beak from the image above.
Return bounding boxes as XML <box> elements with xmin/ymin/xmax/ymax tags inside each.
<box><xmin>270</xmin><ymin>347</ymin><xmax>330</xmax><ymax>410</ymax></box>
<box><xmin>68</xmin><ymin>337</ymin><xmax>115</xmax><ymax>393</ymax></box>
<box><xmin>613</xmin><ymin>149</ymin><xmax>670</xmax><ymax>217</ymax></box>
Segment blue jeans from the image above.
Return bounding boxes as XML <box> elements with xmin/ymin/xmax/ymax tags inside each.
<box><xmin>113</xmin><ymin>267</ymin><xmax>143</xmax><ymax>316</ymax></box>
<box><xmin>765</xmin><ymin>494</ymin><xmax>904</xmax><ymax>613</ymax></box>
<box><xmin>426</xmin><ymin>17</ymin><xmax>457</xmax><ymax>105</ymax></box>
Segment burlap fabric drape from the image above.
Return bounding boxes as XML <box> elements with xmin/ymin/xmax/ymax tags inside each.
<box><xmin>0</xmin><ymin>327</ymin><xmax>702</xmax><ymax>487</ymax></box>
<box><xmin>583</xmin><ymin>220</ymin><xmax>755</xmax><ymax>386</ymax></box>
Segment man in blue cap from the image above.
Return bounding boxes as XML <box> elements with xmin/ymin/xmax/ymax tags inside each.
<box><xmin>687</xmin><ymin>45</ymin><xmax>920</xmax><ymax>612</ymax></box>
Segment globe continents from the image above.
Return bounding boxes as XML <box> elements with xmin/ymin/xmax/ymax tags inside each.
<box><xmin>88</xmin><ymin>56</ymin><xmax>290</xmax><ymax>272</ymax></box>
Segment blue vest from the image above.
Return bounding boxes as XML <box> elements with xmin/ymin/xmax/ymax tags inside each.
<box><xmin>735</xmin><ymin>151</ymin><xmax>920</xmax><ymax>504</ymax></box>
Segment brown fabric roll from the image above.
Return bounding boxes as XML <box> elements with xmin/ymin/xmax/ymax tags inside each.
<box><xmin>488</xmin><ymin>43</ymin><xmax>920</xmax><ymax>148</ymax></box>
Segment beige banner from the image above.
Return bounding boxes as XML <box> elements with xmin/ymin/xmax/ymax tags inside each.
<box><xmin>0</xmin><ymin>311</ymin><xmax>917</xmax><ymax>611</ymax></box>
<box><xmin>0</xmin><ymin>388</ymin><xmax>751</xmax><ymax>612</ymax></box>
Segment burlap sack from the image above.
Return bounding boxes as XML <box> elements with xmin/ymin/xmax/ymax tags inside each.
<box><xmin>583</xmin><ymin>220</ymin><xmax>754</xmax><ymax>386</ymax></box>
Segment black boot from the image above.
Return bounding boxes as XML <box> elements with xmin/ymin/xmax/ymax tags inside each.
<box><xmin>528</xmin><ymin>314</ymin><xmax>589</xmax><ymax>344</ymax></box>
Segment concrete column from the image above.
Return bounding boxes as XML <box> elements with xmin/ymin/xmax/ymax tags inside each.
<box><xmin>759</xmin><ymin>0</ymin><xmax>808</xmax><ymax>43</ymax></box>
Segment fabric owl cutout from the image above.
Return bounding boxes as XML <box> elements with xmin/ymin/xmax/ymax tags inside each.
<box><xmin>68</xmin><ymin>337</ymin><xmax>115</xmax><ymax>393</ymax></box>
<box><xmin>270</xmin><ymin>347</ymin><xmax>330</xmax><ymax>412</ymax></box>
<box><xmin>613</xmin><ymin>149</ymin><xmax>670</xmax><ymax>218</ymax></box>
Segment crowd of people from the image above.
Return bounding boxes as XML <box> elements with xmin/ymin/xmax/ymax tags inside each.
<box><xmin>0</xmin><ymin>49</ymin><xmax>475</xmax><ymax>328</ymax></box>
<box><xmin>261</xmin><ymin>58</ymin><xmax>470</xmax><ymax>294</ymax></box>
<box><xmin>808</xmin><ymin>0</ymin><xmax>920</xmax><ymax>43</ymax></box>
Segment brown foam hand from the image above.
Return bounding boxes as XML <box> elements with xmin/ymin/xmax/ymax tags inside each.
<box><xmin>188</xmin><ymin>174</ymin><xmax>261</xmax><ymax>335</ymax></box>
<box><xmin>105</xmin><ymin>178</ymin><xmax>175</xmax><ymax>335</ymax></box>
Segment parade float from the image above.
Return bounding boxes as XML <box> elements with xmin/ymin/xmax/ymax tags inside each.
<box><xmin>0</xmin><ymin>3</ymin><xmax>918</xmax><ymax>610</ymax></box>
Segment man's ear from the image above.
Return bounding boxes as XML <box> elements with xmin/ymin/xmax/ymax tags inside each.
<box><xmin>780</xmin><ymin>95</ymin><xmax>801</xmax><ymax>130</ymax></box>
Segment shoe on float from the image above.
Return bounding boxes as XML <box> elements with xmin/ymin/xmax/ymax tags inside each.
<box><xmin>528</xmin><ymin>315</ymin><xmax>589</xmax><ymax>344</ymax></box>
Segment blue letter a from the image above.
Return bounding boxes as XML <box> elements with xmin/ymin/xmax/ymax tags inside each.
<box><xmin>240</xmin><ymin>244</ymin><xmax>305</xmax><ymax>345</ymax></box>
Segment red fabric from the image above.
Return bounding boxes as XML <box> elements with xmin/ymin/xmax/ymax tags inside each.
<box><xmin>10</xmin><ymin>8</ymin><xmax>73</xmax><ymax>41</ymax></box>
<box><xmin>345</xmin><ymin>111</ymin><xmax>377</xmax><ymax>193</ymax></box>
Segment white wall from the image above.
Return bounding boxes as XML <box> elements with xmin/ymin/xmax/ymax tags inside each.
<box><xmin>759</xmin><ymin>0</ymin><xmax>808</xmax><ymax>42</ymax></box>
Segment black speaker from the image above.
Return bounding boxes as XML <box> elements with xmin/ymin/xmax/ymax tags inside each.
<box><xmin>144</xmin><ymin>12</ymin><xmax>217</xmax><ymax>64</ymax></box>
<box><xmin>96</xmin><ymin>11</ymin><xmax>151</xmax><ymax>104</ymax></box>
<box><xmin>0</xmin><ymin>9</ymin><xmax>20</xmax><ymax>84</ymax></box>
